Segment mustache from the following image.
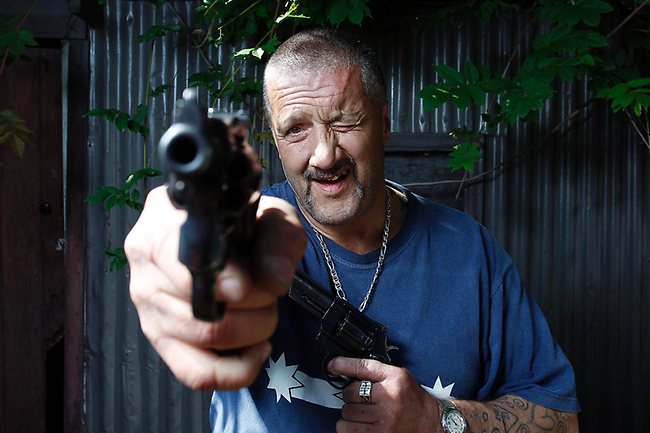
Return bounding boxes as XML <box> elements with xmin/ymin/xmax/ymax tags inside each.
<box><xmin>303</xmin><ymin>157</ymin><xmax>356</xmax><ymax>181</ymax></box>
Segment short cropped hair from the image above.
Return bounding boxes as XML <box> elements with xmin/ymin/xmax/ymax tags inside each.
<box><xmin>263</xmin><ymin>28</ymin><xmax>387</xmax><ymax>117</ymax></box>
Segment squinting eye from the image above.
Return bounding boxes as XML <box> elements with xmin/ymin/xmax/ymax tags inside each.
<box><xmin>287</xmin><ymin>126</ymin><xmax>302</xmax><ymax>135</ymax></box>
<box><xmin>333</xmin><ymin>123</ymin><xmax>357</xmax><ymax>132</ymax></box>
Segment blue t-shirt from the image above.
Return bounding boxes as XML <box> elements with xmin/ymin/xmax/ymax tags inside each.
<box><xmin>210</xmin><ymin>181</ymin><xmax>580</xmax><ymax>433</ymax></box>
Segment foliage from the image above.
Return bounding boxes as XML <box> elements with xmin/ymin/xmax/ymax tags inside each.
<box><xmin>86</xmin><ymin>105</ymin><xmax>150</xmax><ymax>137</ymax></box>
<box><xmin>0</xmin><ymin>16</ymin><xmax>38</xmax><ymax>67</ymax></box>
<box><xmin>104</xmin><ymin>248</ymin><xmax>128</xmax><ymax>272</ymax></box>
<box><xmin>137</xmin><ymin>23</ymin><xmax>181</xmax><ymax>43</ymax></box>
<box><xmin>414</xmin><ymin>0</ymin><xmax>519</xmax><ymax>28</ymax></box>
<box><xmin>87</xmin><ymin>167</ymin><xmax>162</xmax><ymax>213</ymax></box>
<box><xmin>0</xmin><ymin>7</ymin><xmax>38</xmax><ymax>173</ymax></box>
<box><xmin>418</xmin><ymin>0</ymin><xmax>650</xmax><ymax>172</ymax></box>
<box><xmin>0</xmin><ymin>110</ymin><xmax>32</xmax><ymax>170</ymax></box>
<box><xmin>597</xmin><ymin>77</ymin><xmax>650</xmax><ymax>116</ymax></box>
<box><xmin>87</xmin><ymin>167</ymin><xmax>162</xmax><ymax>271</ymax></box>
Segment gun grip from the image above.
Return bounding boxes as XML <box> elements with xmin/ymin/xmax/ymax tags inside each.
<box><xmin>192</xmin><ymin>274</ymin><xmax>225</xmax><ymax>321</ymax></box>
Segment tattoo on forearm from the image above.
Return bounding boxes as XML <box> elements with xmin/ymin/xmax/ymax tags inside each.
<box><xmin>464</xmin><ymin>396</ymin><xmax>576</xmax><ymax>433</ymax></box>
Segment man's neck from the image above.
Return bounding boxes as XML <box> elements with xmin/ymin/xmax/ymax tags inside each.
<box><xmin>303</xmin><ymin>185</ymin><xmax>407</xmax><ymax>255</ymax></box>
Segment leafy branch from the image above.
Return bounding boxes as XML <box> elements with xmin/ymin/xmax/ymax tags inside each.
<box><xmin>0</xmin><ymin>109</ymin><xmax>32</xmax><ymax>174</ymax></box>
<box><xmin>0</xmin><ymin>0</ymin><xmax>39</xmax><ymax>76</ymax></box>
<box><xmin>87</xmin><ymin>167</ymin><xmax>162</xmax><ymax>213</ymax></box>
<box><xmin>86</xmin><ymin>105</ymin><xmax>150</xmax><ymax>137</ymax></box>
<box><xmin>87</xmin><ymin>167</ymin><xmax>162</xmax><ymax>271</ymax></box>
<box><xmin>418</xmin><ymin>0</ymin><xmax>649</xmax><ymax>178</ymax></box>
<box><xmin>598</xmin><ymin>77</ymin><xmax>650</xmax><ymax>149</ymax></box>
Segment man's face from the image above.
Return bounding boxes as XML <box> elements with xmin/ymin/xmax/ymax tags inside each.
<box><xmin>266</xmin><ymin>67</ymin><xmax>390</xmax><ymax>228</ymax></box>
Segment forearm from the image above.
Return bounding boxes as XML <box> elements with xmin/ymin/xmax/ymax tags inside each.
<box><xmin>449</xmin><ymin>395</ymin><xmax>579</xmax><ymax>433</ymax></box>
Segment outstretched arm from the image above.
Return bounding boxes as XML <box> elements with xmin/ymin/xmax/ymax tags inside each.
<box><xmin>125</xmin><ymin>187</ymin><xmax>306</xmax><ymax>390</ymax></box>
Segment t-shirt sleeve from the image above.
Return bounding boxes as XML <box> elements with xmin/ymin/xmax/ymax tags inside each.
<box><xmin>479</xmin><ymin>230</ymin><xmax>581</xmax><ymax>412</ymax></box>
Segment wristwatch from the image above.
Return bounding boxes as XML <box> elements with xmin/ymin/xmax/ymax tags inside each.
<box><xmin>440</xmin><ymin>399</ymin><xmax>467</xmax><ymax>433</ymax></box>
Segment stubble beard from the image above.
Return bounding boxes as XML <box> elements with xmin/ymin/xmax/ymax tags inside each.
<box><xmin>297</xmin><ymin>157</ymin><xmax>366</xmax><ymax>226</ymax></box>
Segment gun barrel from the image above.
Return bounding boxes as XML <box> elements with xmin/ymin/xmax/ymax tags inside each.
<box><xmin>159</xmin><ymin>123</ymin><xmax>213</xmax><ymax>176</ymax></box>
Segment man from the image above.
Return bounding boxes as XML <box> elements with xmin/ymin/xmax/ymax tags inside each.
<box><xmin>125</xmin><ymin>28</ymin><xmax>580</xmax><ymax>432</ymax></box>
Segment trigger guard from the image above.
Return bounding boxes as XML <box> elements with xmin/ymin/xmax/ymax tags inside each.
<box><xmin>322</xmin><ymin>356</ymin><xmax>351</xmax><ymax>390</ymax></box>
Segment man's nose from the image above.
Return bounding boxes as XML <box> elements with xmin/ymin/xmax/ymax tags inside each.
<box><xmin>309</xmin><ymin>128</ymin><xmax>338</xmax><ymax>169</ymax></box>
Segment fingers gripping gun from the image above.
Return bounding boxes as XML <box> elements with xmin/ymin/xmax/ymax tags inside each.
<box><xmin>158</xmin><ymin>88</ymin><xmax>261</xmax><ymax>321</ymax></box>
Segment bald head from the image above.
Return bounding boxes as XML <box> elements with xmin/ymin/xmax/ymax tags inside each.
<box><xmin>263</xmin><ymin>28</ymin><xmax>386</xmax><ymax>118</ymax></box>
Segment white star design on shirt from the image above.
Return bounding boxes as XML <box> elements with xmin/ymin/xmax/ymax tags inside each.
<box><xmin>421</xmin><ymin>376</ymin><xmax>455</xmax><ymax>400</ymax></box>
<box><xmin>265</xmin><ymin>353</ymin><xmax>303</xmax><ymax>403</ymax></box>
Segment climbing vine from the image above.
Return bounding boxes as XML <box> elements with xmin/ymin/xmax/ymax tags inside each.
<box><xmin>418</xmin><ymin>0</ymin><xmax>649</xmax><ymax>179</ymax></box>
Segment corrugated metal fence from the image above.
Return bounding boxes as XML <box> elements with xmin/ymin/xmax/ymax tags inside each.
<box><xmin>86</xmin><ymin>2</ymin><xmax>649</xmax><ymax>432</ymax></box>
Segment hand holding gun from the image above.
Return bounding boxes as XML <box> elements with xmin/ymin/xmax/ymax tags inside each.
<box><xmin>158</xmin><ymin>88</ymin><xmax>261</xmax><ymax>321</ymax></box>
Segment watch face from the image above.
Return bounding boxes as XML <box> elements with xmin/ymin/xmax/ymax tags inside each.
<box><xmin>444</xmin><ymin>410</ymin><xmax>467</xmax><ymax>433</ymax></box>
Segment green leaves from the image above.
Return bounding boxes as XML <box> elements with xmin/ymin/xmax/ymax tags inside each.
<box><xmin>86</xmin><ymin>104</ymin><xmax>150</xmax><ymax>136</ymax></box>
<box><xmin>503</xmin><ymin>79</ymin><xmax>554</xmax><ymax>122</ymax></box>
<box><xmin>137</xmin><ymin>23</ymin><xmax>180</xmax><ymax>43</ymax></box>
<box><xmin>197</xmin><ymin>0</ymin><xmax>275</xmax><ymax>46</ymax></box>
<box><xmin>87</xmin><ymin>167</ymin><xmax>161</xmax><ymax>273</ymax></box>
<box><xmin>151</xmin><ymin>84</ymin><xmax>171</xmax><ymax>97</ymax></box>
<box><xmin>125</xmin><ymin>167</ymin><xmax>162</xmax><ymax>191</ymax></box>
<box><xmin>221</xmin><ymin>77</ymin><xmax>263</xmax><ymax>103</ymax></box>
<box><xmin>414</xmin><ymin>0</ymin><xmax>518</xmax><ymax>28</ymax></box>
<box><xmin>419</xmin><ymin>60</ymin><xmax>488</xmax><ymax>111</ymax></box>
<box><xmin>531</xmin><ymin>27</ymin><xmax>608</xmax><ymax>57</ymax></box>
<box><xmin>450</xmin><ymin>141</ymin><xmax>481</xmax><ymax>172</ymax></box>
<box><xmin>276</xmin><ymin>1</ymin><xmax>309</xmax><ymax>24</ymax></box>
<box><xmin>475</xmin><ymin>0</ymin><xmax>519</xmax><ymax>25</ymax></box>
<box><xmin>188</xmin><ymin>67</ymin><xmax>261</xmax><ymax>102</ymax></box>
<box><xmin>536</xmin><ymin>0</ymin><xmax>613</xmax><ymax>28</ymax></box>
<box><xmin>188</xmin><ymin>67</ymin><xmax>224</xmax><ymax>89</ymax></box>
<box><xmin>449</xmin><ymin>127</ymin><xmax>481</xmax><ymax>172</ymax></box>
<box><xmin>104</xmin><ymin>248</ymin><xmax>128</xmax><ymax>272</ymax></box>
<box><xmin>418</xmin><ymin>0</ymin><xmax>623</xmax><ymax>175</ymax></box>
<box><xmin>0</xmin><ymin>17</ymin><xmax>38</xmax><ymax>66</ymax></box>
<box><xmin>0</xmin><ymin>109</ymin><xmax>32</xmax><ymax>158</ymax></box>
<box><xmin>233</xmin><ymin>47</ymin><xmax>265</xmax><ymax>60</ymax></box>
<box><xmin>87</xmin><ymin>167</ymin><xmax>162</xmax><ymax>213</ymax></box>
<box><xmin>88</xmin><ymin>185</ymin><xmax>141</xmax><ymax>212</ymax></box>
<box><xmin>327</xmin><ymin>0</ymin><xmax>372</xmax><ymax>26</ymax></box>
<box><xmin>597</xmin><ymin>78</ymin><xmax>650</xmax><ymax>117</ymax></box>
<box><xmin>234</xmin><ymin>38</ymin><xmax>280</xmax><ymax>62</ymax></box>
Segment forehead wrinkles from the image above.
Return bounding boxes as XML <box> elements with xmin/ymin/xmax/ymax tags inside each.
<box><xmin>272</xmin><ymin>82</ymin><xmax>343</xmax><ymax>109</ymax></box>
<box><xmin>267</xmin><ymin>69</ymin><xmax>364</xmax><ymax>120</ymax></box>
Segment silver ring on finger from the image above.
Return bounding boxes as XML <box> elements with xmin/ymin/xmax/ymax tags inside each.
<box><xmin>358</xmin><ymin>380</ymin><xmax>372</xmax><ymax>404</ymax></box>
